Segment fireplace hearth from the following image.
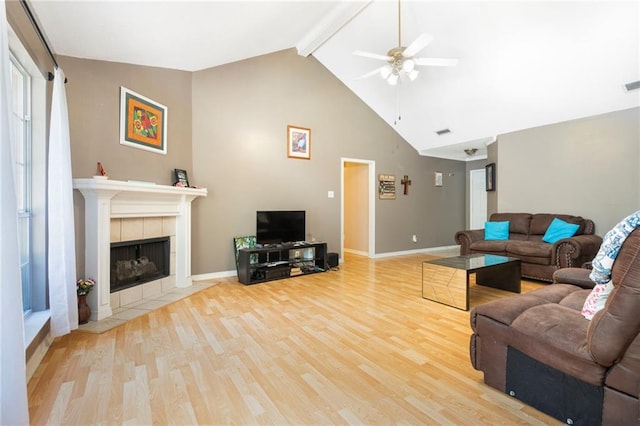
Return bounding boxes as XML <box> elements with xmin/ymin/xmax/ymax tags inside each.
<box><xmin>111</xmin><ymin>236</ymin><xmax>170</xmax><ymax>293</ymax></box>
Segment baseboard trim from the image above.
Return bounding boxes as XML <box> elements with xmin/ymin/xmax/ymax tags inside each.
<box><xmin>373</xmin><ymin>245</ymin><xmax>459</xmax><ymax>259</ymax></box>
<box><xmin>192</xmin><ymin>270</ymin><xmax>237</xmax><ymax>281</ymax></box>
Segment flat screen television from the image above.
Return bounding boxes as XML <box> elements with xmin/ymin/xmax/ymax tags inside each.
<box><xmin>256</xmin><ymin>210</ymin><xmax>305</xmax><ymax>245</ymax></box>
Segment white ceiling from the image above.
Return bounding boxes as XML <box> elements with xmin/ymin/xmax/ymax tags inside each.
<box><xmin>29</xmin><ymin>0</ymin><xmax>640</xmax><ymax>161</ymax></box>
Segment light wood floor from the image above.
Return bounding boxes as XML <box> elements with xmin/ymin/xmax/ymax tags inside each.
<box><xmin>28</xmin><ymin>253</ymin><xmax>561</xmax><ymax>425</ymax></box>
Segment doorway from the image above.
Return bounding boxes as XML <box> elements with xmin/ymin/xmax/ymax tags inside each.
<box><xmin>470</xmin><ymin>168</ymin><xmax>487</xmax><ymax>229</ymax></box>
<box><xmin>341</xmin><ymin>158</ymin><xmax>375</xmax><ymax>258</ymax></box>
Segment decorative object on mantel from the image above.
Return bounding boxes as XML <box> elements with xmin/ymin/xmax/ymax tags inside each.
<box><xmin>173</xmin><ymin>168</ymin><xmax>190</xmax><ymax>187</ymax></box>
<box><xmin>378</xmin><ymin>174</ymin><xmax>396</xmax><ymax>199</ymax></box>
<box><xmin>434</xmin><ymin>171</ymin><xmax>443</xmax><ymax>187</ymax></box>
<box><xmin>76</xmin><ymin>278</ymin><xmax>95</xmax><ymax>324</ymax></box>
<box><xmin>119</xmin><ymin>86</ymin><xmax>168</xmax><ymax>155</ymax></box>
<box><xmin>287</xmin><ymin>125</ymin><xmax>311</xmax><ymax>160</ymax></box>
<box><xmin>401</xmin><ymin>175</ymin><xmax>412</xmax><ymax>195</ymax></box>
<box><xmin>93</xmin><ymin>161</ymin><xmax>108</xmax><ymax>179</ymax></box>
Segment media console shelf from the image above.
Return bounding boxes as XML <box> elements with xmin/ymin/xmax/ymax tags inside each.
<box><xmin>237</xmin><ymin>242</ymin><xmax>328</xmax><ymax>285</ymax></box>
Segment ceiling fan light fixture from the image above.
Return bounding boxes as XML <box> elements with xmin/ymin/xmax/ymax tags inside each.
<box><xmin>388</xmin><ymin>73</ymin><xmax>399</xmax><ymax>85</ymax></box>
<box><xmin>402</xmin><ymin>58</ymin><xmax>415</xmax><ymax>73</ymax></box>
<box><xmin>408</xmin><ymin>69</ymin><xmax>419</xmax><ymax>81</ymax></box>
<box><xmin>380</xmin><ymin>65</ymin><xmax>392</xmax><ymax>79</ymax></box>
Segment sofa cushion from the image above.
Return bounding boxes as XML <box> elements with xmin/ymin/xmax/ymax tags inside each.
<box><xmin>559</xmin><ymin>289</ymin><xmax>591</xmax><ymax>311</ymax></box>
<box><xmin>511</xmin><ymin>304</ymin><xmax>606</xmax><ymax>386</ymax></box>
<box><xmin>530</xmin><ymin>214</ymin><xmax>586</xmax><ymax>236</ymax></box>
<box><xmin>485</xmin><ymin>221</ymin><xmax>509</xmax><ymax>240</ymax></box>
<box><xmin>471</xmin><ymin>284</ymin><xmax>582</xmax><ymax>330</ymax></box>
<box><xmin>469</xmin><ymin>240</ymin><xmax>508</xmax><ymax>254</ymax></box>
<box><xmin>490</xmin><ymin>213</ymin><xmax>532</xmax><ymax>235</ymax></box>
<box><xmin>505</xmin><ymin>241</ymin><xmax>552</xmax><ymax>265</ymax></box>
<box><xmin>542</xmin><ymin>218</ymin><xmax>580</xmax><ymax>244</ymax></box>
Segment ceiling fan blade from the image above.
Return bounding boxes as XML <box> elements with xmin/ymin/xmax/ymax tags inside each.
<box><xmin>402</xmin><ymin>33</ymin><xmax>434</xmax><ymax>58</ymax></box>
<box><xmin>353</xmin><ymin>50</ymin><xmax>392</xmax><ymax>61</ymax></box>
<box><xmin>354</xmin><ymin>66</ymin><xmax>387</xmax><ymax>80</ymax></box>
<box><xmin>414</xmin><ymin>57</ymin><xmax>459</xmax><ymax>67</ymax></box>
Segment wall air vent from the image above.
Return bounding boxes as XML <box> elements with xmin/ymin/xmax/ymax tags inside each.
<box><xmin>625</xmin><ymin>80</ymin><xmax>640</xmax><ymax>92</ymax></box>
<box><xmin>436</xmin><ymin>128</ymin><xmax>451</xmax><ymax>135</ymax></box>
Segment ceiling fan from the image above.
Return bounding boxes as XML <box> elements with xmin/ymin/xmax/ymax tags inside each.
<box><xmin>354</xmin><ymin>0</ymin><xmax>458</xmax><ymax>85</ymax></box>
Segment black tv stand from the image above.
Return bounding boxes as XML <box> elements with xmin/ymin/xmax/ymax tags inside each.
<box><xmin>237</xmin><ymin>242</ymin><xmax>327</xmax><ymax>285</ymax></box>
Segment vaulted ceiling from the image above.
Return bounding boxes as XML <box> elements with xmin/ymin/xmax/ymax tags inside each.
<box><xmin>29</xmin><ymin>1</ymin><xmax>640</xmax><ymax>161</ymax></box>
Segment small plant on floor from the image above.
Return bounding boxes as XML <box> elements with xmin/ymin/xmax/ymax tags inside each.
<box><xmin>76</xmin><ymin>278</ymin><xmax>95</xmax><ymax>296</ymax></box>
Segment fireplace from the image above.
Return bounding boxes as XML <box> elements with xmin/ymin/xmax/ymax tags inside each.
<box><xmin>73</xmin><ymin>178</ymin><xmax>207</xmax><ymax>320</ymax></box>
<box><xmin>111</xmin><ymin>236</ymin><xmax>170</xmax><ymax>292</ymax></box>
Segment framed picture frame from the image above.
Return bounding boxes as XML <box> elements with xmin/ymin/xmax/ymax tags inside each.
<box><xmin>120</xmin><ymin>87</ymin><xmax>168</xmax><ymax>155</ymax></box>
<box><xmin>486</xmin><ymin>163</ymin><xmax>496</xmax><ymax>191</ymax></box>
<box><xmin>174</xmin><ymin>169</ymin><xmax>190</xmax><ymax>187</ymax></box>
<box><xmin>378</xmin><ymin>174</ymin><xmax>396</xmax><ymax>200</ymax></box>
<box><xmin>434</xmin><ymin>171</ymin><xmax>443</xmax><ymax>187</ymax></box>
<box><xmin>287</xmin><ymin>125</ymin><xmax>311</xmax><ymax>160</ymax></box>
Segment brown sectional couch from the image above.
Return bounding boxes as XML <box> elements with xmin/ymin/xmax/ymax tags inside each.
<box><xmin>469</xmin><ymin>228</ymin><xmax>640</xmax><ymax>425</ymax></box>
<box><xmin>455</xmin><ymin>213</ymin><xmax>602</xmax><ymax>282</ymax></box>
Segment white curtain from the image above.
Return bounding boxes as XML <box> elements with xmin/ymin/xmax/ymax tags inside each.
<box><xmin>48</xmin><ymin>66</ymin><xmax>78</xmax><ymax>336</ymax></box>
<box><xmin>0</xmin><ymin>1</ymin><xmax>30</xmax><ymax>424</ymax></box>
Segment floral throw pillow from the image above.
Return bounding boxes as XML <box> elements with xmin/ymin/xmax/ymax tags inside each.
<box><xmin>581</xmin><ymin>281</ymin><xmax>614</xmax><ymax>320</ymax></box>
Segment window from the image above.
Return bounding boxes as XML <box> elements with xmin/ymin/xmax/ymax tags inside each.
<box><xmin>10</xmin><ymin>55</ymin><xmax>33</xmax><ymax>313</ymax></box>
<box><xmin>9</xmin><ymin>26</ymin><xmax>47</xmax><ymax>320</ymax></box>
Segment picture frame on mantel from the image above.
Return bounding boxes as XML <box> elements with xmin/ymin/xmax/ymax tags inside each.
<box><xmin>120</xmin><ymin>86</ymin><xmax>168</xmax><ymax>155</ymax></box>
<box><xmin>287</xmin><ymin>125</ymin><xmax>311</xmax><ymax>160</ymax></box>
<box><xmin>173</xmin><ymin>169</ymin><xmax>190</xmax><ymax>187</ymax></box>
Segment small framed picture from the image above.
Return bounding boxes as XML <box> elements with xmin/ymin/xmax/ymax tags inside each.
<box><xmin>434</xmin><ymin>171</ymin><xmax>443</xmax><ymax>187</ymax></box>
<box><xmin>486</xmin><ymin>163</ymin><xmax>496</xmax><ymax>191</ymax></box>
<box><xmin>287</xmin><ymin>125</ymin><xmax>311</xmax><ymax>160</ymax></box>
<box><xmin>174</xmin><ymin>169</ymin><xmax>190</xmax><ymax>187</ymax></box>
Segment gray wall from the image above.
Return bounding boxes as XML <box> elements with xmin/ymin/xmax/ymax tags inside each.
<box><xmin>60</xmin><ymin>56</ymin><xmax>193</xmax><ymax>183</ymax></box>
<box><xmin>492</xmin><ymin>107</ymin><xmax>639</xmax><ymax>233</ymax></box>
<box><xmin>60</xmin><ymin>49</ymin><xmax>466</xmax><ymax>277</ymax></box>
<box><xmin>191</xmin><ymin>49</ymin><xmax>466</xmax><ymax>274</ymax></box>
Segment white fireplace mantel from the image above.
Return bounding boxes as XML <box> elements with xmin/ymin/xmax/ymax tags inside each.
<box><xmin>73</xmin><ymin>178</ymin><xmax>207</xmax><ymax>320</ymax></box>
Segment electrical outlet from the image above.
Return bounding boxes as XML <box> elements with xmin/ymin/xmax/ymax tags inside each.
<box><xmin>412</xmin><ymin>234</ymin><xmax>417</xmax><ymax>243</ymax></box>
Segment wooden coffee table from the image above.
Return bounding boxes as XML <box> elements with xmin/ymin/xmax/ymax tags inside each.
<box><xmin>422</xmin><ymin>254</ymin><xmax>521</xmax><ymax>311</ymax></box>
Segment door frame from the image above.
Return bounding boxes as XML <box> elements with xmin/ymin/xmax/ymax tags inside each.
<box><xmin>341</xmin><ymin>158</ymin><xmax>375</xmax><ymax>258</ymax></box>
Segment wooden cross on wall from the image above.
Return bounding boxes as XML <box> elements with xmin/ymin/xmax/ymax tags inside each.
<box><xmin>401</xmin><ymin>175</ymin><xmax>412</xmax><ymax>195</ymax></box>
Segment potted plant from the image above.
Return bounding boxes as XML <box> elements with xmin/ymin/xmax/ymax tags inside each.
<box><xmin>76</xmin><ymin>278</ymin><xmax>95</xmax><ymax>324</ymax></box>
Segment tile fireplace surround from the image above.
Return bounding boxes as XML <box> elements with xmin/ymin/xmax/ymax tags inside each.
<box><xmin>73</xmin><ymin>178</ymin><xmax>207</xmax><ymax>321</ymax></box>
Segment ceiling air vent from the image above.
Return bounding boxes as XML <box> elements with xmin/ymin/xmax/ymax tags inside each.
<box><xmin>625</xmin><ymin>80</ymin><xmax>640</xmax><ymax>92</ymax></box>
<box><xmin>436</xmin><ymin>128</ymin><xmax>451</xmax><ymax>135</ymax></box>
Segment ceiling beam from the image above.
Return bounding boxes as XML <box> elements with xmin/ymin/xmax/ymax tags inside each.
<box><xmin>296</xmin><ymin>0</ymin><xmax>371</xmax><ymax>57</ymax></box>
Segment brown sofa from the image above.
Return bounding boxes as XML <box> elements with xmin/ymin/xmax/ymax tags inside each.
<box><xmin>455</xmin><ymin>213</ymin><xmax>602</xmax><ymax>282</ymax></box>
<box><xmin>469</xmin><ymin>228</ymin><xmax>640</xmax><ymax>425</ymax></box>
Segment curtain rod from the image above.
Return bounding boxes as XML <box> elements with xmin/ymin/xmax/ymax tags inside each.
<box><xmin>18</xmin><ymin>0</ymin><xmax>67</xmax><ymax>83</ymax></box>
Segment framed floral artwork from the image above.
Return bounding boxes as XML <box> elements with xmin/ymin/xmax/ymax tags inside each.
<box><xmin>287</xmin><ymin>125</ymin><xmax>311</xmax><ymax>160</ymax></box>
<box><xmin>120</xmin><ymin>86</ymin><xmax>168</xmax><ymax>154</ymax></box>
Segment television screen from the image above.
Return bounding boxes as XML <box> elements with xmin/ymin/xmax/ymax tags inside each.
<box><xmin>256</xmin><ymin>211</ymin><xmax>305</xmax><ymax>245</ymax></box>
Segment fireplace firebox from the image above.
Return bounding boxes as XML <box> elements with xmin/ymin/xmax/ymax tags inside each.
<box><xmin>110</xmin><ymin>236</ymin><xmax>170</xmax><ymax>293</ymax></box>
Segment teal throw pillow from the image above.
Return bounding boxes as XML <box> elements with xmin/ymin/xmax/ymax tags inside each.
<box><xmin>542</xmin><ymin>218</ymin><xmax>580</xmax><ymax>244</ymax></box>
<box><xmin>485</xmin><ymin>221</ymin><xmax>509</xmax><ymax>240</ymax></box>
